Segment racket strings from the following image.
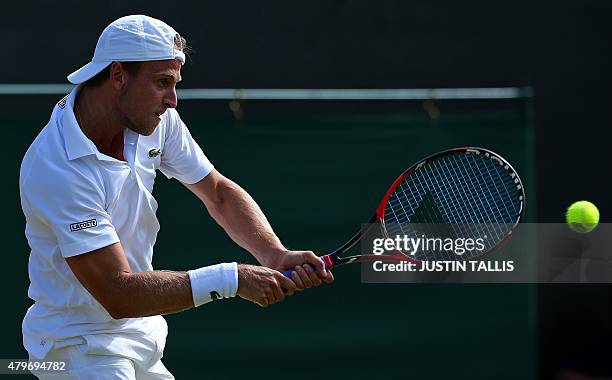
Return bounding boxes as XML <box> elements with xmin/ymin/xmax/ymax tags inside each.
<box><xmin>454</xmin><ymin>156</ymin><xmax>509</xmax><ymax>248</ymax></box>
<box><xmin>383</xmin><ymin>152</ymin><xmax>522</xmax><ymax>260</ymax></box>
<box><xmin>451</xmin><ymin>155</ymin><xmax>510</xmax><ymax>245</ymax></box>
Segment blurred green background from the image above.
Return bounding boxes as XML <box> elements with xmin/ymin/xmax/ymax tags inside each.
<box><xmin>3</xmin><ymin>95</ymin><xmax>535</xmax><ymax>378</ymax></box>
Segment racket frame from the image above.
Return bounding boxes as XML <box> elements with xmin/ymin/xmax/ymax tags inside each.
<box><xmin>318</xmin><ymin>147</ymin><xmax>526</xmax><ymax>271</ymax></box>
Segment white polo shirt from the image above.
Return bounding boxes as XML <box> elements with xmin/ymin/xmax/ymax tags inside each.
<box><xmin>19</xmin><ymin>85</ymin><xmax>213</xmax><ymax>359</ymax></box>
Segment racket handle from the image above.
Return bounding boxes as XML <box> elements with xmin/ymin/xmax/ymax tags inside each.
<box><xmin>281</xmin><ymin>254</ymin><xmax>333</xmax><ymax>278</ymax></box>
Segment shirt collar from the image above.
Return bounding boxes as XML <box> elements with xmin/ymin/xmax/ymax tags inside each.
<box><xmin>62</xmin><ymin>85</ymin><xmax>99</xmax><ymax>161</ymax></box>
<box><xmin>61</xmin><ymin>85</ymin><xmax>140</xmax><ymax>165</ymax></box>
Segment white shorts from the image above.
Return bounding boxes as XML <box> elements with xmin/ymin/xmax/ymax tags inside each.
<box><xmin>30</xmin><ymin>337</ymin><xmax>174</xmax><ymax>380</ymax></box>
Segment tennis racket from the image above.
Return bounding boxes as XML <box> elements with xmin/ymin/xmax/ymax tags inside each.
<box><xmin>283</xmin><ymin>147</ymin><xmax>525</xmax><ymax>277</ymax></box>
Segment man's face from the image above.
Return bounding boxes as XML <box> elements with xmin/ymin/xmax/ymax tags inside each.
<box><xmin>117</xmin><ymin>59</ymin><xmax>182</xmax><ymax>136</ymax></box>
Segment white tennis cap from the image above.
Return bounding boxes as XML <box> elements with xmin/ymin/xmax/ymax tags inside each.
<box><xmin>67</xmin><ymin>15</ymin><xmax>186</xmax><ymax>84</ymax></box>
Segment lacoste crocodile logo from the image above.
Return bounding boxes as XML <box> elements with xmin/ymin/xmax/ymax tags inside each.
<box><xmin>148</xmin><ymin>148</ymin><xmax>161</xmax><ymax>158</ymax></box>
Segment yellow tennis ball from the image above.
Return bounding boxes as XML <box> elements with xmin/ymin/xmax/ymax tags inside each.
<box><xmin>566</xmin><ymin>200</ymin><xmax>600</xmax><ymax>233</ymax></box>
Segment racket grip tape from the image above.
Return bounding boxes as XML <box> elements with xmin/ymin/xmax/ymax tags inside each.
<box><xmin>281</xmin><ymin>254</ymin><xmax>333</xmax><ymax>278</ymax></box>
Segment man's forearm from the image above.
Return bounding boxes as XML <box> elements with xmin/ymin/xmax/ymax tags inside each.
<box><xmin>104</xmin><ymin>270</ymin><xmax>193</xmax><ymax>319</ymax></box>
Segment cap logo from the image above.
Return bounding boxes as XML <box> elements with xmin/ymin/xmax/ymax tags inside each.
<box><xmin>174</xmin><ymin>33</ymin><xmax>183</xmax><ymax>51</ymax></box>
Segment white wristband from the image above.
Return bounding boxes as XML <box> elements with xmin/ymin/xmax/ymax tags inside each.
<box><xmin>188</xmin><ymin>262</ymin><xmax>238</xmax><ymax>307</ymax></box>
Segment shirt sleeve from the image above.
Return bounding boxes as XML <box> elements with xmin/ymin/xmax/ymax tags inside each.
<box><xmin>21</xmin><ymin>159</ymin><xmax>119</xmax><ymax>258</ymax></box>
<box><xmin>159</xmin><ymin>109</ymin><xmax>214</xmax><ymax>184</ymax></box>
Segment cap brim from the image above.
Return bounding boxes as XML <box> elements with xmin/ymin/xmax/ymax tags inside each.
<box><xmin>67</xmin><ymin>61</ymin><xmax>111</xmax><ymax>84</ymax></box>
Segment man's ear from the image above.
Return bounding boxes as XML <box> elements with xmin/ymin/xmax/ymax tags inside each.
<box><xmin>109</xmin><ymin>62</ymin><xmax>126</xmax><ymax>88</ymax></box>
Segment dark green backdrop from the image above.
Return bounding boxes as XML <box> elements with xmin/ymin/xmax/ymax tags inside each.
<box><xmin>4</xmin><ymin>96</ymin><xmax>535</xmax><ymax>379</ymax></box>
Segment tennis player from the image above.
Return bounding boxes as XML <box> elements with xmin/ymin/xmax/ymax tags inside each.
<box><xmin>19</xmin><ymin>15</ymin><xmax>333</xmax><ymax>379</ymax></box>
